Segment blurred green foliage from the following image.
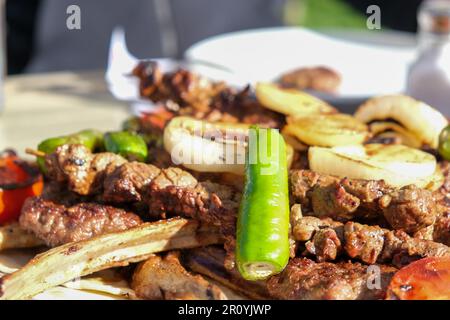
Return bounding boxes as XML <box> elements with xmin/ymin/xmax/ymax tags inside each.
<box><xmin>293</xmin><ymin>0</ymin><xmax>367</xmax><ymax>29</ymax></box>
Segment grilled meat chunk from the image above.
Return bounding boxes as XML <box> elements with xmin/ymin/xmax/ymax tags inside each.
<box><xmin>132</xmin><ymin>251</ymin><xmax>226</xmax><ymax>300</ymax></box>
<box><xmin>103</xmin><ymin>162</ymin><xmax>160</xmax><ymax>203</ymax></box>
<box><xmin>379</xmin><ymin>185</ymin><xmax>437</xmax><ymax>233</ymax></box>
<box><xmin>148</xmin><ymin>168</ymin><xmax>240</xmax><ymax>235</ymax></box>
<box><xmin>290</xmin><ymin>170</ymin><xmax>438</xmax><ymax>233</ymax></box>
<box><xmin>46</xmin><ymin>144</ymin><xmax>126</xmax><ymax>195</ymax></box>
<box><xmin>19</xmin><ymin>196</ymin><xmax>142</xmax><ymax>247</ymax></box>
<box><xmin>267</xmin><ymin>258</ymin><xmax>396</xmax><ymax>300</ymax></box>
<box><xmin>433</xmin><ymin>214</ymin><xmax>450</xmax><ymax>245</ymax></box>
<box><xmin>344</xmin><ymin>222</ymin><xmax>387</xmax><ymax>264</ymax></box>
<box><xmin>305</xmin><ymin>228</ymin><xmax>343</xmax><ymax>262</ymax></box>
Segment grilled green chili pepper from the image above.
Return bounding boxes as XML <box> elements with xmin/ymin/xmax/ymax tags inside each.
<box><xmin>236</xmin><ymin>126</ymin><xmax>290</xmax><ymax>281</ymax></box>
<box><xmin>37</xmin><ymin>129</ymin><xmax>103</xmax><ymax>172</ymax></box>
<box><xmin>439</xmin><ymin>125</ymin><xmax>450</xmax><ymax>161</ymax></box>
<box><xmin>104</xmin><ymin>131</ymin><xmax>148</xmax><ymax>162</ymax></box>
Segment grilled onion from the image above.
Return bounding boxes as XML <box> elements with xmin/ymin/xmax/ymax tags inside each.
<box><xmin>355</xmin><ymin>95</ymin><xmax>448</xmax><ymax>148</ymax></box>
<box><xmin>369</xmin><ymin>121</ymin><xmax>422</xmax><ymax>148</ymax></box>
<box><xmin>255</xmin><ymin>82</ymin><xmax>336</xmax><ymax>116</ymax></box>
<box><xmin>284</xmin><ymin>114</ymin><xmax>369</xmax><ymax>147</ymax></box>
<box><xmin>164</xmin><ymin>117</ymin><xmax>294</xmax><ymax>174</ymax></box>
<box><xmin>309</xmin><ymin>144</ymin><xmax>437</xmax><ymax>188</ymax></box>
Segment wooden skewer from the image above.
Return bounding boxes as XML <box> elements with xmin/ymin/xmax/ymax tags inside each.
<box><xmin>25</xmin><ymin>148</ymin><xmax>46</xmax><ymax>158</ymax></box>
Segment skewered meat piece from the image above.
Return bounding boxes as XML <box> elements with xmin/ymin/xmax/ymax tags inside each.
<box><xmin>290</xmin><ymin>170</ymin><xmax>438</xmax><ymax>233</ymax></box>
<box><xmin>292</xmin><ymin>214</ymin><xmax>450</xmax><ymax>266</ymax></box>
<box><xmin>19</xmin><ymin>196</ymin><xmax>142</xmax><ymax>247</ymax></box>
<box><xmin>132</xmin><ymin>61</ymin><xmax>284</xmax><ymax>128</ymax></box>
<box><xmin>46</xmin><ymin>144</ymin><xmax>127</xmax><ymax>195</ymax></box>
<box><xmin>132</xmin><ymin>251</ymin><xmax>226</xmax><ymax>300</ymax></box>
<box><xmin>267</xmin><ymin>258</ymin><xmax>396</xmax><ymax>300</ymax></box>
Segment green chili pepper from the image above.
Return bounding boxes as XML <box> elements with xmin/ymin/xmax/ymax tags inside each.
<box><xmin>104</xmin><ymin>131</ymin><xmax>148</xmax><ymax>162</ymax></box>
<box><xmin>37</xmin><ymin>129</ymin><xmax>103</xmax><ymax>173</ymax></box>
<box><xmin>439</xmin><ymin>125</ymin><xmax>450</xmax><ymax>161</ymax></box>
<box><xmin>236</xmin><ymin>126</ymin><xmax>290</xmax><ymax>281</ymax></box>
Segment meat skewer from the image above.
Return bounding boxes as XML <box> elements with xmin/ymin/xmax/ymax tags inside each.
<box><xmin>41</xmin><ymin>144</ymin><xmax>444</xmax><ymax>236</ymax></box>
<box><xmin>290</xmin><ymin>169</ymin><xmax>440</xmax><ymax>234</ymax></box>
<box><xmin>291</xmin><ymin>212</ymin><xmax>450</xmax><ymax>266</ymax></box>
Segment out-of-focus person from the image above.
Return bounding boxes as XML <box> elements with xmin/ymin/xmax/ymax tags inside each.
<box><xmin>6</xmin><ymin>0</ymin><xmax>285</xmax><ymax>74</ymax></box>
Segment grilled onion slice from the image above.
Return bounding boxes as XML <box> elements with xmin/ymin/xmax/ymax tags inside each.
<box><xmin>284</xmin><ymin>114</ymin><xmax>369</xmax><ymax>147</ymax></box>
<box><xmin>164</xmin><ymin>117</ymin><xmax>294</xmax><ymax>174</ymax></box>
<box><xmin>309</xmin><ymin>144</ymin><xmax>437</xmax><ymax>187</ymax></box>
<box><xmin>355</xmin><ymin>95</ymin><xmax>448</xmax><ymax>148</ymax></box>
<box><xmin>255</xmin><ymin>82</ymin><xmax>336</xmax><ymax>116</ymax></box>
<box><xmin>369</xmin><ymin>121</ymin><xmax>423</xmax><ymax>148</ymax></box>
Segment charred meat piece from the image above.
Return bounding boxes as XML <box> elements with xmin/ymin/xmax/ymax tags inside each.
<box><xmin>304</xmin><ymin>228</ymin><xmax>343</xmax><ymax>262</ymax></box>
<box><xmin>344</xmin><ymin>222</ymin><xmax>387</xmax><ymax>264</ymax></box>
<box><xmin>267</xmin><ymin>258</ymin><xmax>396</xmax><ymax>300</ymax></box>
<box><xmin>184</xmin><ymin>246</ymin><xmax>271</xmax><ymax>300</ymax></box>
<box><xmin>103</xmin><ymin>162</ymin><xmax>160</xmax><ymax>203</ymax></box>
<box><xmin>19</xmin><ymin>196</ymin><xmax>142</xmax><ymax>247</ymax></box>
<box><xmin>290</xmin><ymin>170</ymin><xmax>438</xmax><ymax>232</ymax></box>
<box><xmin>379</xmin><ymin>185</ymin><xmax>437</xmax><ymax>233</ymax></box>
<box><xmin>433</xmin><ymin>214</ymin><xmax>450</xmax><ymax>245</ymax></box>
<box><xmin>46</xmin><ymin>144</ymin><xmax>126</xmax><ymax>195</ymax></box>
<box><xmin>148</xmin><ymin>169</ymin><xmax>240</xmax><ymax>235</ymax></box>
<box><xmin>279</xmin><ymin>66</ymin><xmax>342</xmax><ymax>93</ymax></box>
<box><xmin>132</xmin><ymin>251</ymin><xmax>226</xmax><ymax>300</ymax></box>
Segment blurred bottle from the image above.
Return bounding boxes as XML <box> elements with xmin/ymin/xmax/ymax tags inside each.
<box><xmin>407</xmin><ymin>0</ymin><xmax>450</xmax><ymax>115</ymax></box>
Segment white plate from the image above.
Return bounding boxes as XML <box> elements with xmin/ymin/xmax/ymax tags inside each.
<box><xmin>185</xmin><ymin>27</ymin><xmax>417</xmax><ymax>102</ymax></box>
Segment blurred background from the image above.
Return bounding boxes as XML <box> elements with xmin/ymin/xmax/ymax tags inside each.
<box><xmin>6</xmin><ymin>0</ymin><xmax>422</xmax><ymax>74</ymax></box>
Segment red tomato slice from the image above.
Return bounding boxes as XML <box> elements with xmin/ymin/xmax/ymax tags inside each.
<box><xmin>386</xmin><ymin>256</ymin><xmax>450</xmax><ymax>300</ymax></box>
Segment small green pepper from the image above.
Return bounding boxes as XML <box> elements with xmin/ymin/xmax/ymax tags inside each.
<box><xmin>104</xmin><ymin>131</ymin><xmax>148</xmax><ymax>162</ymax></box>
<box><xmin>37</xmin><ymin>129</ymin><xmax>104</xmax><ymax>173</ymax></box>
<box><xmin>439</xmin><ymin>125</ymin><xmax>450</xmax><ymax>161</ymax></box>
<box><xmin>236</xmin><ymin>126</ymin><xmax>290</xmax><ymax>281</ymax></box>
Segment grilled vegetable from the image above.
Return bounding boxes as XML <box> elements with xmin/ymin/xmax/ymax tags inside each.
<box><xmin>164</xmin><ymin>117</ymin><xmax>250</xmax><ymax>174</ymax></box>
<box><xmin>309</xmin><ymin>144</ymin><xmax>437</xmax><ymax>188</ymax></box>
<box><xmin>438</xmin><ymin>125</ymin><xmax>450</xmax><ymax>161</ymax></box>
<box><xmin>0</xmin><ymin>223</ymin><xmax>43</xmax><ymax>251</ymax></box>
<box><xmin>0</xmin><ymin>218</ymin><xmax>221</xmax><ymax>300</ymax></box>
<box><xmin>104</xmin><ymin>131</ymin><xmax>148</xmax><ymax>162</ymax></box>
<box><xmin>0</xmin><ymin>151</ymin><xmax>43</xmax><ymax>224</ymax></box>
<box><xmin>255</xmin><ymin>82</ymin><xmax>336</xmax><ymax>116</ymax></box>
<box><xmin>355</xmin><ymin>95</ymin><xmax>448</xmax><ymax>148</ymax></box>
<box><xmin>37</xmin><ymin>129</ymin><xmax>103</xmax><ymax>172</ymax></box>
<box><xmin>164</xmin><ymin>117</ymin><xmax>295</xmax><ymax>174</ymax></box>
<box><xmin>387</xmin><ymin>257</ymin><xmax>450</xmax><ymax>300</ymax></box>
<box><xmin>285</xmin><ymin>114</ymin><xmax>369</xmax><ymax>147</ymax></box>
<box><xmin>236</xmin><ymin>127</ymin><xmax>290</xmax><ymax>281</ymax></box>
<box><xmin>369</xmin><ymin>121</ymin><xmax>422</xmax><ymax>148</ymax></box>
